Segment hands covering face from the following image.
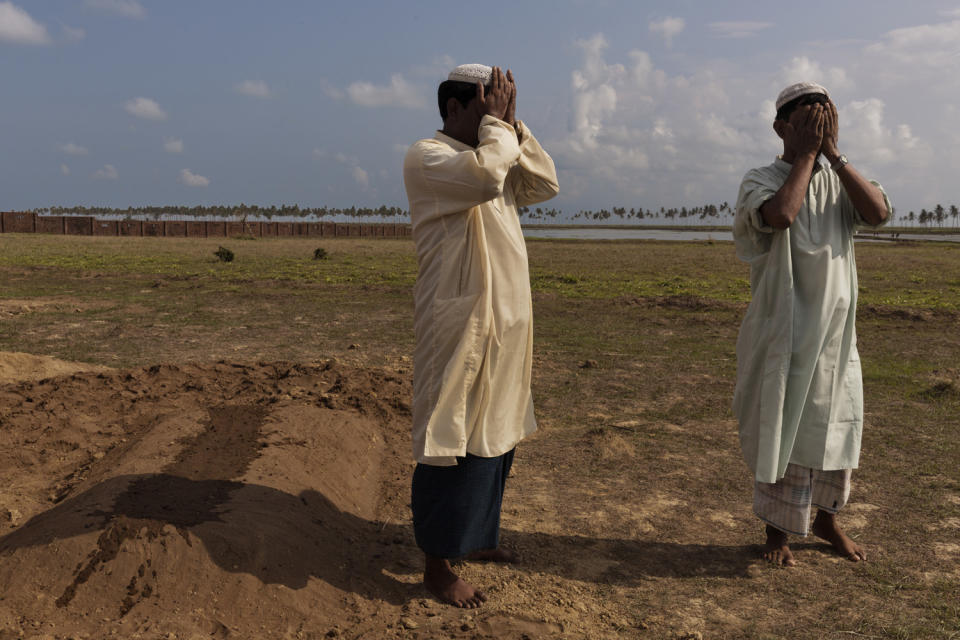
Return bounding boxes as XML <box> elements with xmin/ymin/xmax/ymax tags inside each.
<box><xmin>475</xmin><ymin>67</ymin><xmax>516</xmax><ymax>126</ymax></box>
<box><xmin>785</xmin><ymin>103</ymin><xmax>824</xmax><ymax>156</ymax></box>
<box><xmin>784</xmin><ymin>99</ymin><xmax>839</xmax><ymax>159</ymax></box>
<box><xmin>820</xmin><ymin>100</ymin><xmax>840</xmax><ymax>159</ymax></box>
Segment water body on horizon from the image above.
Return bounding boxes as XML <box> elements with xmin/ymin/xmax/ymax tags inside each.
<box><xmin>44</xmin><ymin>212</ymin><xmax>960</xmax><ymax>243</ymax></box>
<box><xmin>522</xmin><ymin>228</ymin><xmax>960</xmax><ymax>243</ymax></box>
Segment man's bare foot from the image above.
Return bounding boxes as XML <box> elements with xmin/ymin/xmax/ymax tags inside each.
<box><xmin>812</xmin><ymin>510</ymin><xmax>866</xmax><ymax>562</ymax></box>
<box><xmin>763</xmin><ymin>524</ymin><xmax>797</xmax><ymax>566</ymax></box>
<box><xmin>423</xmin><ymin>556</ymin><xmax>486</xmax><ymax>608</ymax></box>
<box><xmin>465</xmin><ymin>548</ymin><xmax>519</xmax><ymax>563</ymax></box>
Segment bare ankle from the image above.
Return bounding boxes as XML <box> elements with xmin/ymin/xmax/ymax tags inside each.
<box><xmin>762</xmin><ymin>524</ymin><xmax>796</xmax><ymax>566</ymax></box>
<box><xmin>814</xmin><ymin>509</ymin><xmax>835</xmax><ymax>524</ymax></box>
<box><xmin>765</xmin><ymin>524</ymin><xmax>788</xmax><ymax>544</ymax></box>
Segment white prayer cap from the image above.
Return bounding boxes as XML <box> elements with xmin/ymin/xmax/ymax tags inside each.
<box><xmin>776</xmin><ymin>82</ymin><xmax>829</xmax><ymax>110</ymax></box>
<box><xmin>448</xmin><ymin>63</ymin><xmax>492</xmax><ymax>85</ymax></box>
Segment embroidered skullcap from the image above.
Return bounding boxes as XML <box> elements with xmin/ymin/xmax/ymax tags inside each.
<box><xmin>448</xmin><ymin>63</ymin><xmax>492</xmax><ymax>85</ymax></box>
<box><xmin>776</xmin><ymin>82</ymin><xmax>829</xmax><ymax>110</ymax></box>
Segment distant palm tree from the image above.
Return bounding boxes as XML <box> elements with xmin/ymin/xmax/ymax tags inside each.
<box><xmin>934</xmin><ymin>204</ymin><xmax>946</xmax><ymax>228</ymax></box>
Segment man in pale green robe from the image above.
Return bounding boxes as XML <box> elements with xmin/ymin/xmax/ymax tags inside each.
<box><xmin>733</xmin><ymin>82</ymin><xmax>891</xmax><ymax>566</ymax></box>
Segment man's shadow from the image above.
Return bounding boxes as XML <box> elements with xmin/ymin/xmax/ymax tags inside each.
<box><xmin>0</xmin><ymin>472</ymin><xmax>758</xmax><ymax>610</ymax></box>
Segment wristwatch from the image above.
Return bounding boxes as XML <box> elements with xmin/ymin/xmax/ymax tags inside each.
<box><xmin>831</xmin><ymin>154</ymin><xmax>849</xmax><ymax>171</ymax></box>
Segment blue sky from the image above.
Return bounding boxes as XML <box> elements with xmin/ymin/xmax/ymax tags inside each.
<box><xmin>3</xmin><ymin>1</ymin><xmax>960</xmax><ymax>216</ymax></box>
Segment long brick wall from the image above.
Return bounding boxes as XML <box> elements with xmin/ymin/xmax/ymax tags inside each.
<box><xmin>0</xmin><ymin>213</ymin><xmax>412</xmax><ymax>238</ymax></box>
<box><xmin>2</xmin><ymin>211</ymin><xmax>36</xmax><ymax>233</ymax></box>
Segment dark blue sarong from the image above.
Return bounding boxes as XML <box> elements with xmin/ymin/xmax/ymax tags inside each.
<box><xmin>411</xmin><ymin>449</ymin><xmax>515</xmax><ymax>559</ymax></box>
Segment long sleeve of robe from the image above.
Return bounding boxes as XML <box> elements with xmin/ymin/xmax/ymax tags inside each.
<box><xmin>403</xmin><ymin>115</ymin><xmax>559</xmax><ymax>466</ymax></box>
<box><xmin>732</xmin><ymin>158</ymin><xmax>892</xmax><ymax>483</ymax></box>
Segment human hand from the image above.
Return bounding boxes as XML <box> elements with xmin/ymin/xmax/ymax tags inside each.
<box><xmin>785</xmin><ymin>104</ymin><xmax>824</xmax><ymax>158</ymax></box>
<box><xmin>475</xmin><ymin>66</ymin><xmax>511</xmax><ymax>122</ymax></box>
<box><xmin>503</xmin><ymin>69</ymin><xmax>517</xmax><ymax>126</ymax></box>
<box><xmin>820</xmin><ymin>100</ymin><xmax>840</xmax><ymax>162</ymax></box>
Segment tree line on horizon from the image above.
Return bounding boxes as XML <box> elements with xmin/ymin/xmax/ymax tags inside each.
<box><xmin>900</xmin><ymin>204</ymin><xmax>960</xmax><ymax>228</ymax></box>
<box><xmin>33</xmin><ymin>204</ymin><xmax>408</xmax><ymax>220</ymax></box>
<box><xmin>31</xmin><ymin>203</ymin><xmax>734</xmax><ymax>222</ymax></box>
<box><xmin>28</xmin><ymin>203</ymin><xmax>960</xmax><ymax>228</ymax></box>
<box><xmin>567</xmin><ymin>203</ymin><xmax>731</xmax><ymax>222</ymax></box>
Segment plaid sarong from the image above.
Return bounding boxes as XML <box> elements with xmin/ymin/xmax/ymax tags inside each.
<box><xmin>754</xmin><ymin>463</ymin><xmax>851</xmax><ymax>536</ymax></box>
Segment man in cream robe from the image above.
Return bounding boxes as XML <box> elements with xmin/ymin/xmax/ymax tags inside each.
<box><xmin>734</xmin><ymin>82</ymin><xmax>891</xmax><ymax>566</ymax></box>
<box><xmin>403</xmin><ymin>64</ymin><xmax>558</xmax><ymax>607</ymax></box>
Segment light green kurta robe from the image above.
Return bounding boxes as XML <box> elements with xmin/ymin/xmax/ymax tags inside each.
<box><xmin>733</xmin><ymin>158</ymin><xmax>891</xmax><ymax>483</ymax></box>
<box><xmin>403</xmin><ymin>115</ymin><xmax>559</xmax><ymax>466</ymax></box>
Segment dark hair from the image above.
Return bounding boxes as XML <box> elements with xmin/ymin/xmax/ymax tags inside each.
<box><xmin>776</xmin><ymin>92</ymin><xmax>830</xmax><ymax>121</ymax></box>
<box><xmin>438</xmin><ymin>80</ymin><xmax>479</xmax><ymax>119</ymax></box>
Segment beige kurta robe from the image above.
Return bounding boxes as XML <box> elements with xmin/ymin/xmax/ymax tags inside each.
<box><xmin>403</xmin><ymin>115</ymin><xmax>559</xmax><ymax>466</ymax></box>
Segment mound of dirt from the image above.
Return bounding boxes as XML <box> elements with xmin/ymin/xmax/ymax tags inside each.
<box><xmin>0</xmin><ymin>351</ymin><xmax>111</xmax><ymax>384</ymax></box>
<box><xmin>860</xmin><ymin>304</ymin><xmax>960</xmax><ymax>322</ymax></box>
<box><xmin>0</xmin><ymin>358</ymin><xmax>423</xmax><ymax>639</ymax></box>
<box><xmin>624</xmin><ymin>295</ymin><xmax>742</xmax><ymax>312</ymax></box>
<box><xmin>584</xmin><ymin>427</ymin><xmax>637</xmax><ymax>465</ymax></box>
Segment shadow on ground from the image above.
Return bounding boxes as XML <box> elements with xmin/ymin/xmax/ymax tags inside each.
<box><xmin>0</xmin><ymin>471</ymin><xmax>760</xmax><ymax>613</ymax></box>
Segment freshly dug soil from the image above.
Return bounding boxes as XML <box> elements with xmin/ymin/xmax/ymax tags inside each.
<box><xmin>0</xmin><ymin>354</ymin><xmax>429</xmax><ymax>639</ymax></box>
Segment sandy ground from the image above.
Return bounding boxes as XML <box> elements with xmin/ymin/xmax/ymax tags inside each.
<box><xmin>0</xmin><ymin>351</ymin><xmax>111</xmax><ymax>385</ymax></box>
<box><xmin>2</xmin><ymin>237</ymin><xmax>958</xmax><ymax>639</ymax></box>
<box><xmin>0</xmin><ymin>353</ymin><xmax>448</xmax><ymax>639</ymax></box>
<box><xmin>2</xmin><ymin>353</ymin><xmax>611</xmax><ymax>640</ymax></box>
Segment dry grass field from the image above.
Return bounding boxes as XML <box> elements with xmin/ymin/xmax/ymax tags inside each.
<box><xmin>0</xmin><ymin>234</ymin><xmax>958</xmax><ymax>639</ymax></box>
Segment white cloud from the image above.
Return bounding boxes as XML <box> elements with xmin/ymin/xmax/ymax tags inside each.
<box><xmin>649</xmin><ymin>17</ymin><xmax>685</xmax><ymax>46</ymax></box>
<box><xmin>865</xmin><ymin>19</ymin><xmax>960</xmax><ymax>68</ymax></box>
<box><xmin>93</xmin><ymin>164</ymin><xmax>118</xmax><ymax>180</ymax></box>
<box><xmin>346</xmin><ymin>74</ymin><xmax>424</xmax><ymax>108</ymax></box>
<box><xmin>0</xmin><ymin>2</ymin><xmax>50</xmax><ymax>45</ymax></box>
<box><xmin>61</xmin><ymin>142</ymin><xmax>88</xmax><ymax>156</ymax></box>
<box><xmin>179</xmin><ymin>169</ymin><xmax>209</xmax><ymax>187</ymax></box>
<box><xmin>546</xmin><ymin>27</ymin><xmax>948</xmax><ymax>214</ymax></box>
<box><xmin>319</xmin><ymin>78</ymin><xmax>345</xmax><ymax>100</ymax></box>
<box><xmin>550</xmin><ymin>32</ymin><xmax>771</xmax><ymax>206</ymax></box>
<box><xmin>708</xmin><ymin>21</ymin><xmax>773</xmax><ymax>38</ymax></box>
<box><xmin>235</xmin><ymin>80</ymin><xmax>271</xmax><ymax>98</ymax></box>
<box><xmin>823</xmin><ymin>96</ymin><xmax>934</xmax><ymax>209</ymax></box>
<box><xmin>569</xmin><ymin>34</ymin><xmax>625</xmax><ymax>150</ymax></box>
<box><xmin>777</xmin><ymin>56</ymin><xmax>850</xmax><ymax>92</ymax></box>
<box><xmin>853</xmin><ymin>15</ymin><xmax>960</xmax><ymax>209</ymax></box>
<box><xmin>60</xmin><ymin>164</ymin><xmax>70</xmax><ymax>176</ymax></box>
<box><xmin>326</xmin><ymin>150</ymin><xmax>370</xmax><ymax>189</ymax></box>
<box><xmin>858</xmin><ymin>16</ymin><xmax>960</xmax><ymax>104</ymax></box>
<box><xmin>61</xmin><ymin>24</ymin><xmax>85</xmax><ymax>41</ymax></box>
<box><xmin>124</xmin><ymin>97</ymin><xmax>167</xmax><ymax>121</ymax></box>
<box><xmin>839</xmin><ymin>98</ymin><xmax>930</xmax><ymax>168</ymax></box>
<box><xmin>84</xmin><ymin>0</ymin><xmax>145</xmax><ymax>19</ymax></box>
<box><xmin>351</xmin><ymin>166</ymin><xmax>369</xmax><ymax>189</ymax></box>
<box><xmin>163</xmin><ymin>138</ymin><xmax>183</xmax><ymax>153</ymax></box>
